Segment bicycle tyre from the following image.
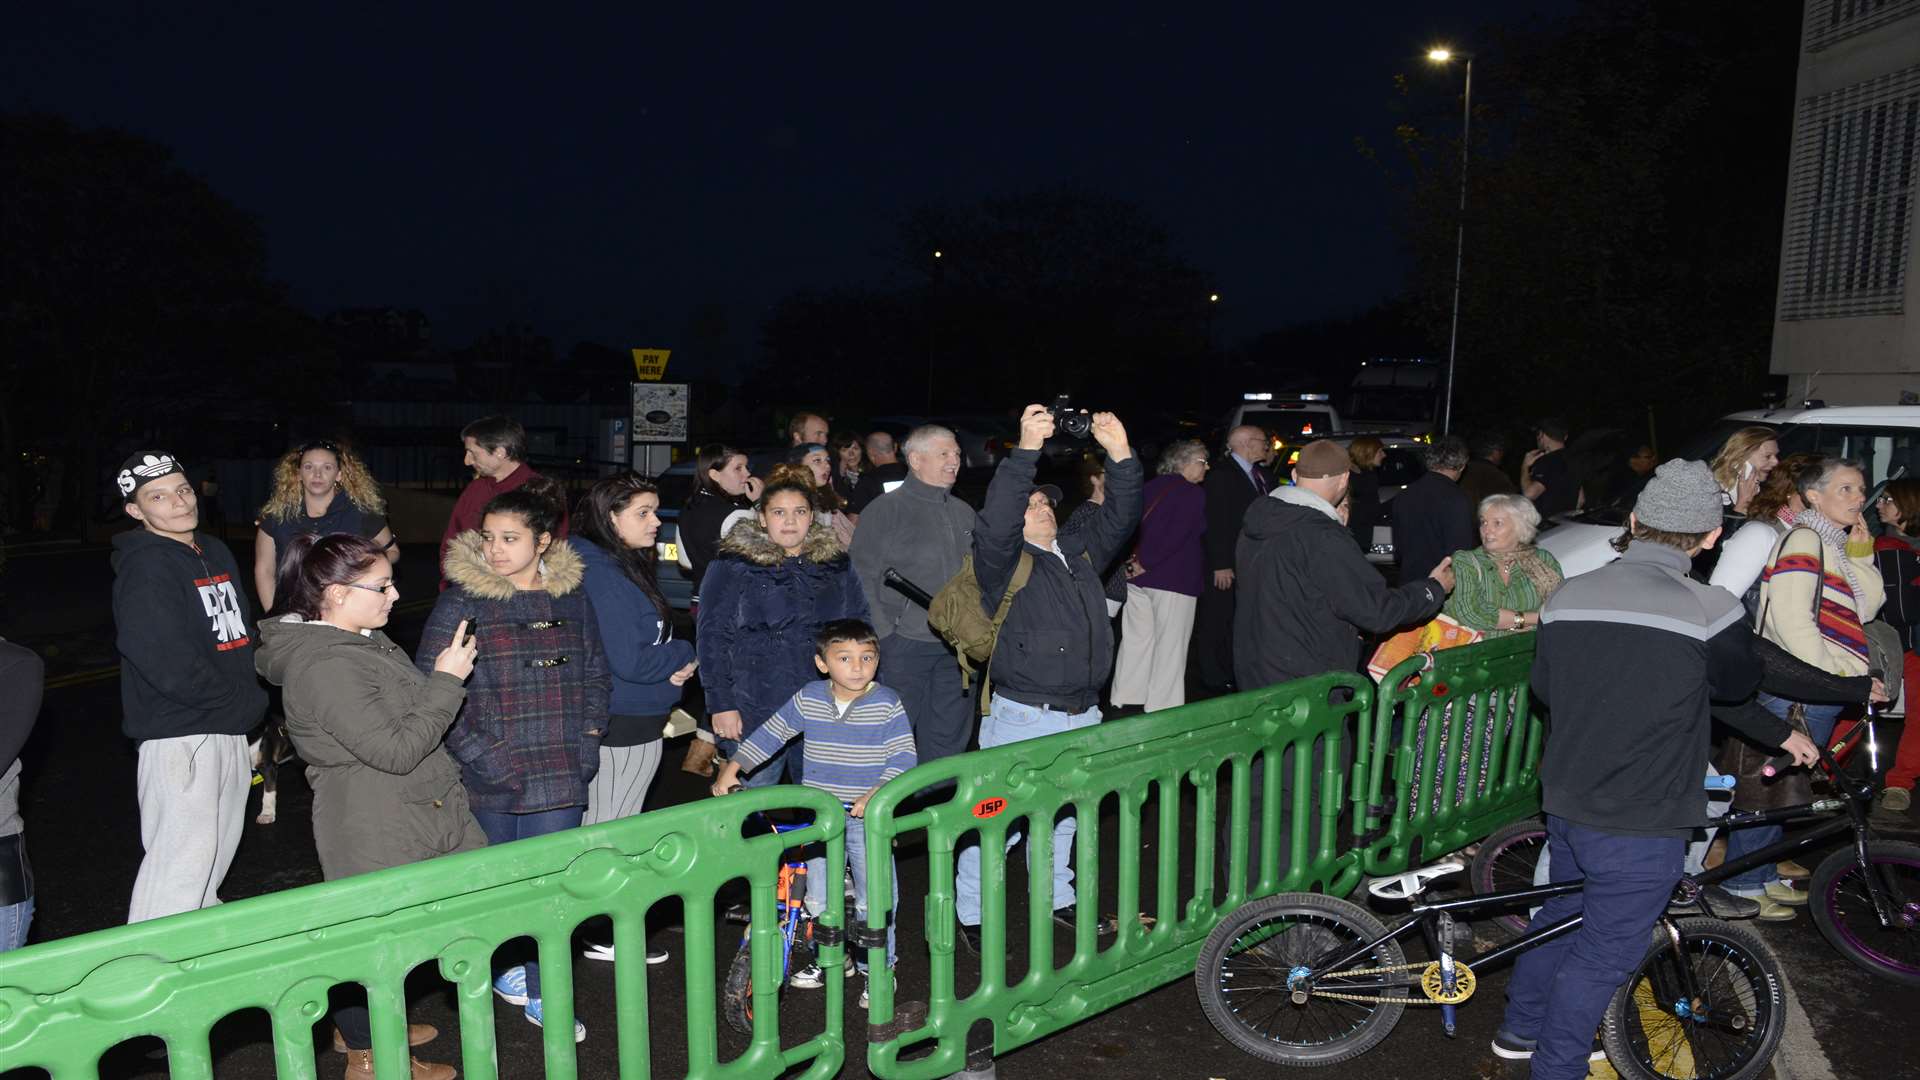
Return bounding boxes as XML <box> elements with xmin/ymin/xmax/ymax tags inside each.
<box><xmin>1467</xmin><ymin>816</ymin><xmax>1547</xmax><ymax>938</ymax></box>
<box><xmin>721</xmin><ymin>940</ymin><xmax>756</xmax><ymax>1036</ymax></box>
<box><xmin>1195</xmin><ymin>891</ymin><xmax>1409</xmax><ymax>1067</ymax></box>
<box><xmin>1808</xmin><ymin>838</ymin><xmax>1920</xmax><ymax>987</ymax></box>
<box><xmin>1601</xmin><ymin>917</ymin><xmax>1784</xmax><ymax>1080</ymax></box>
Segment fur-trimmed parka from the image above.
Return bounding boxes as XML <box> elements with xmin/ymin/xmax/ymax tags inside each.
<box><xmin>417</xmin><ymin>533</ymin><xmax>610</xmax><ymax>814</ymax></box>
<box><xmin>694</xmin><ymin>520</ymin><xmax>870</xmax><ymax>749</ymax></box>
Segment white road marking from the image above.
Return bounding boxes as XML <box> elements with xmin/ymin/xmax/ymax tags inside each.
<box><xmin>1772</xmin><ymin>967</ymin><xmax>1837</xmax><ymax>1080</ymax></box>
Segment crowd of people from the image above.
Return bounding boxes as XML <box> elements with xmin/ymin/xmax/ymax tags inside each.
<box><xmin>3</xmin><ymin>406</ymin><xmax>1919</xmax><ymax>1080</ymax></box>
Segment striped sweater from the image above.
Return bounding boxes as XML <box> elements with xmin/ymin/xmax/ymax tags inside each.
<box><xmin>734</xmin><ymin>681</ymin><xmax>917</xmax><ymax>802</ymax></box>
<box><xmin>1758</xmin><ymin>526</ymin><xmax>1884</xmax><ymax>676</ymax></box>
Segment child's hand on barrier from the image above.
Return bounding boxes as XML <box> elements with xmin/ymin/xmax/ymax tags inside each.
<box><xmin>850</xmin><ymin>793</ymin><xmax>871</xmax><ymax>819</ymax></box>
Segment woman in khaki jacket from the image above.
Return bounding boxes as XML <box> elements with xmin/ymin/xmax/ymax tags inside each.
<box><xmin>255</xmin><ymin>532</ymin><xmax>481</xmax><ymax>1080</ymax></box>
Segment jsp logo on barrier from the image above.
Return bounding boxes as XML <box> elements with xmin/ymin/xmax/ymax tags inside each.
<box><xmin>971</xmin><ymin>796</ymin><xmax>1008</xmax><ymax>819</ymax></box>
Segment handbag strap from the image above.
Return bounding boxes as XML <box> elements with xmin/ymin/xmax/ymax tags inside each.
<box><xmin>1758</xmin><ymin>526</ymin><xmax>1825</xmax><ymax>632</ymax></box>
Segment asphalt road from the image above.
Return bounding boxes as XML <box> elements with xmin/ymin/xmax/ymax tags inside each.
<box><xmin>3</xmin><ymin>537</ymin><xmax>1918</xmax><ymax>1079</ymax></box>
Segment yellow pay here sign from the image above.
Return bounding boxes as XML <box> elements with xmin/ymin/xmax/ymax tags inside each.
<box><xmin>631</xmin><ymin>348</ymin><xmax>671</xmax><ymax>381</ymax></box>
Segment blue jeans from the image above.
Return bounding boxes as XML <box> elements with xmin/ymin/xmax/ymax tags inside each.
<box><xmin>473</xmin><ymin>806</ymin><xmax>585</xmax><ymax>999</ymax></box>
<box><xmin>1725</xmin><ymin>693</ymin><xmax>1842</xmax><ymax>894</ymax></box>
<box><xmin>1501</xmin><ymin>816</ymin><xmax>1684</xmax><ymax>1079</ymax></box>
<box><xmin>805</xmin><ymin>815</ymin><xmax>897</xmax><ymax>970</ymax></box>
<box><xmin>955</xmin><ymin>696</ymin><xmax>1101</xmax><ymax>926</ymax></box>
<box><xmin>0</xmin><ymin>896</ymin><xmax>31</xmax><ymax>953</ymax></box>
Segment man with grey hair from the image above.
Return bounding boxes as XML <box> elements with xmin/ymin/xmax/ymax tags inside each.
<box><xmin>850</xmin><ymin>425</ymin><xmax>977</xmax><ymax>764</ymax></box>
<box><xmin>1392</xmin><ymin>435</ymin><xmax>1476</xmax><ymax>583</ymax></box>
<box><xmin>1195</xmin><ymin>425</ymin><xmax>1273</xmax><ymax>693</ymax></box>
<box><xmin>847</xmin><ymin>430</ymin><xmax>907</xmax><ymax>516</ymax></box>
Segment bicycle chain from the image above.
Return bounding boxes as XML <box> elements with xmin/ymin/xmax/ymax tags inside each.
<box><xmin>1289</xmin><ymin>960</ymin><xmax>1475</xmax><ymax>1006</ymax></box>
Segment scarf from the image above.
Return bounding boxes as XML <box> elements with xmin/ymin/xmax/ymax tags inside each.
<box><xmin>1793</xmin><ymin>508</ymin><xmax>1862</xmax><ymax>600</ymax></box>
<box><xmin>1490</xmin><ymin>547</ymin><xmax>1563</xmax><ymax>603</ymax></box>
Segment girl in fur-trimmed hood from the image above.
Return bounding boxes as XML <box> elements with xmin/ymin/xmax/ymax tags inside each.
<box><xmin>416</xmin><ymin>479</ymin><xmax>610</xmax><ymax>1032</ymax></box>
<box><xmin>418</xmin><ymin>482</ymin><xmax>610</xmax><ymax>818</ymax></box>
<box><xmin>696</xmin><ymin>478</ymin><xmax>870</xmax><ymax>781</ymax></box>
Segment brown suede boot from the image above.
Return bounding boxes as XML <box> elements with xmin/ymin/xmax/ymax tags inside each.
<box><xmin>680</xmin><ymin>735</ymin><xmax>720</xmax><ymax>777</ymax></box>
<box><xmin>342</xmin><ymin>1048</ymin><xmax>456</xmax><ymax>1080</ymax></box>
<box><xmin>332</xmin><ymin>1023</ymin><xmax>438</xmax><ymax>1053</ymax></box>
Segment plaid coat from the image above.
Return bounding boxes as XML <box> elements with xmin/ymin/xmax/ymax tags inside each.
<box><xmin>420</xmin><ymin>534</ymin><xmax>611</xmax><ymax>814</ymax></box>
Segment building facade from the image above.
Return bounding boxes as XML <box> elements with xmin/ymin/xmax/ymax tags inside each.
<box><xmin>1772</xmin><ymin>0</ymin><xmax>1920</xmax><ymax>403</ymax></box>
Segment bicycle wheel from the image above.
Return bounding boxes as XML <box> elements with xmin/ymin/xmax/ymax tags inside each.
<box><xmin>1601</xmin><ymin>917</ymin><xmax>1783</xmax><ymax>1080</ymax></box>
<box><xmin>721</xmin><ymin>940</ymin><xmax>756</xmax><ymax>1035</ymax></box>
<box><xmin>1195</xmin><ymin>891</ymin><xmax>1410</xmax><ymax>1067</ymax></box>
<box><xmin>1468</xmin><ymin>816</ymin><xmax>1547</xmax><ymax>937</ymax></box>
<box><xmin>1808</xmin><ymin>838</ymin><xmax>1920</xmax><ymax>987</ymax></box>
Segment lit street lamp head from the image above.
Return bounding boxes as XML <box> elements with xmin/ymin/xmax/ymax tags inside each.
<box><xmin>1427</xmin><ymin>47</ymin><xmax>1452</xmax><ymax>62</ymax></box>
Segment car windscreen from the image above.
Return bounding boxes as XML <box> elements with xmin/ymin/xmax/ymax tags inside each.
<box><xmin>1775</xmin><ymin>424</ymin><xmax>1920</xmax><ymax>488</ymax></box>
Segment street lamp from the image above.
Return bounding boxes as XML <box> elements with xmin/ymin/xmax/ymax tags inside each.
<box><xmin>1428</xmin><ymin>45</ymin><xmax>1472</xmax><ymax>436</ymax></box>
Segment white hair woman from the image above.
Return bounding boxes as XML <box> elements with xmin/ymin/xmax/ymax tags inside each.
<box><xmin>1413</xmin><ymin>493</ymin><xmax>1565</xmax><ymax>821</ymax></box>
<box><xmin>1110</xmin><ymin>439</ymin><xmax>1210</xmax><ymax>713</ymax></box>
<box><xmin>1443</xmin><ymin>493</ymin><xmax>1564</xmax><ymax>637</ymax></box>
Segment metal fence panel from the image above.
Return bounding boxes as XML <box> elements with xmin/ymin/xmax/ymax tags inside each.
<box><xmin>0</xmin><ymin>786</ymin><xmax>846</xmax><ymax>1080</ymax></box>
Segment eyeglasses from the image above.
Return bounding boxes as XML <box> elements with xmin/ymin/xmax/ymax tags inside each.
<box><xmin>342</xmin><ymin>581</ymin><xmax>397</xmax><ymax>595</ymax></box>
<box><xmin>1877</xmin><ymin>494</ymin><xmax>1894</xmax><ymax>503</ymax></box>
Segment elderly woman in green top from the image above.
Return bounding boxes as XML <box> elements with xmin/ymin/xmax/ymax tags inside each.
<box><xmin>1414</xmin><ymin>492</ymin><xmax>1564</xmax><ymax>823</ymax></box>
<box><xmin>1444</xmin><ymin>493</ymin><xmax>1564</xmax><ymax>636</ymax></box>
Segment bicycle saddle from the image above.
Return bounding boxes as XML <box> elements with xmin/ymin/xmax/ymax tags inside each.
<box><xmin>1366</xmin><ymin>860</ymin><xmax>1466</xmax><ymax>901</ymax></box>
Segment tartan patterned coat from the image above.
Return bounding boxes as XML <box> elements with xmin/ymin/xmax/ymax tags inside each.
<box><xmin>421</xmin><ymin>534</ymin><xmax>611</xmax><ymax>814</ymax></box>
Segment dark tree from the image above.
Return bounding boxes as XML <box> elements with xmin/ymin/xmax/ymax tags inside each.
<box><xmin>1</xmin><ymin>114</ymin><xmax>311</xmax><ymax>516</ymax></box>
<box><xmin>1373</xmin><ymin>0</ymin><xmax>1801</xmax><ymax>436</ymax></box>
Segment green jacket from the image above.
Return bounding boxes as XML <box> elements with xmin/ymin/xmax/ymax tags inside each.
<box><xmin>255</xmin><ymin>616</ymin><xmax>485</xmax><ymax>880</ymax></box>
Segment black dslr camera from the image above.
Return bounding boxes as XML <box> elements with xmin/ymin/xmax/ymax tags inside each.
<box><xmin>1049</xmin><ymin>395</ymin><xmax>1093</xmax><ymax>439</ymax></box>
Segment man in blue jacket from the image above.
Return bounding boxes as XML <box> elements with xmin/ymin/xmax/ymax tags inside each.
<box><xmin>954</xmin><ymin>404</ymin><xmax>1141</xmax><ymax>950</ymax></box>
<box><xmin>1494</xmin><ymin>459</ymin><xmax>1818</xmax><ymax>1075</ymax></box>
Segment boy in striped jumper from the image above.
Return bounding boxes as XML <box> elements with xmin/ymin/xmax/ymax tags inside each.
<box><xmin>712</xmin><ymin>619</ymin><xmax>916</xmax><ymax>1006</ymax></box>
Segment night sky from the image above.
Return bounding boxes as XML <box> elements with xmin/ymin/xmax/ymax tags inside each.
<box><xmin>5</xmin><ymin>3</ymin><xmax>1574</xmax><ymax>371</ymax></box>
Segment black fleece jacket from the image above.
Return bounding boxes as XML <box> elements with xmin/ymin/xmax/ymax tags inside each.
<box><xmin>1233</xmin><ymin>489</ymin><xmax>1446</xmax><ymax>689</ymax></box>
<box><xmin>111</xmin><ymin>529</ymin><xmax>268</xmax><ymax>741</ymax></box>
<box><xmin>977</xmin><ymin>448</ymin><xmax>1142</xmax><ymax>713</ymax></box>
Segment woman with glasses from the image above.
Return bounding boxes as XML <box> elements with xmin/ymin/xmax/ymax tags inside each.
<box><xmin>1871</xmin><ymin>480</ymin><xmax>1920</xmax><ymax>818</ymax></box>
<box><xmin>254</xmin><ymin>440</ymin><xmax>397</xmax><ymax>611</ymax></box>
<box><xmin>254</xmin><ymin>532</ymin><xmax>482</xmax><ymax>1079</ymax></box>
<box><xmin>417</xmin><ymin>477</ymin><xmax>609</xmax><ymax>1041</ymax></box>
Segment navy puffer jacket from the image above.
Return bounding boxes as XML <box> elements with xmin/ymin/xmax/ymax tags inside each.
<box><xmin>695</xmin><ymin>519</ymin><xmax>870</xmax><ymax>741</ymax></box>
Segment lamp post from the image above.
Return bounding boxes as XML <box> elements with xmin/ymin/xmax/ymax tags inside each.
<box><xmin>1428</xmin><ymin>46</ymin><xmax>1471</xmax><ymax>436</ymax></box>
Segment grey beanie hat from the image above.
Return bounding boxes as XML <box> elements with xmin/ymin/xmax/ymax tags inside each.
<box><xmin>1634</xmin><ymin>459</ymin><xmax>1724</xmax><ymax>533</ymax></box>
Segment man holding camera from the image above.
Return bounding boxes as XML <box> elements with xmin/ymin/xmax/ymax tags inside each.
<box><xmin>954</xmin><ymin>403</ymin><xmax>1141</xmax><ymax>949</ymax></box>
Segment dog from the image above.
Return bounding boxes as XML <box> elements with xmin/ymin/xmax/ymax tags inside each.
<box><xmin>247</xmin><ymin>716</ymin><xmax>297</xmax><ymax>825</ymax></box>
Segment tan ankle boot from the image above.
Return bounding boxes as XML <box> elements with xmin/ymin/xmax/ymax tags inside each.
<box><xmin>332</xmin><ymin>1023</ymin><xmax>438</xmax><ymax>1053</ymax></box>
<box><xmin>680</xmin><ymin>735</ymin><xmax>720</xmax><ymax>777</ymax></box>
<box><xmin>342</xmin><ymin>1048</ymin><xmax>456</xmax><ymax>1080</ymax></box>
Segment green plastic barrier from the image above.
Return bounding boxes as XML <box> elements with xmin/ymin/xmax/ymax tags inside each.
<box><xmin>0</xmin><ymin>785</ymin><xmax>846</xmax><ymax>1080</ymax></box>
<box><xmin>860</xmin><ymin>673</ymin><xmax>1376</xmax><ymax>1080</ymax></box>
<box><xmin>1357</xmin><ymin>633</ymin><xmax>1545</xmax><ymax>874</ymax></box>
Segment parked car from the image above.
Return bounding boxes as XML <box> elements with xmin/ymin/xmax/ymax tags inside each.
<box><xmin>1537</xmin><ymin>404</ymin><xmax>1920</xmax><ymax>581</ymax></box>
<box><xmin>648</xmin><ymin>460</ymin><xmax>697</xmax><ymax>611</ymax></box>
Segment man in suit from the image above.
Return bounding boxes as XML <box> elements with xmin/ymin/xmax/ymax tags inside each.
<box><xmin>1393</xmin><ymin>435</ymin><xmax>1477</xmax><ymax>583</ymax></box>
<box><xmin>1192</xmin><ymin>425</ymin><xmax>1274</xmax><ymax>694</ymax></box>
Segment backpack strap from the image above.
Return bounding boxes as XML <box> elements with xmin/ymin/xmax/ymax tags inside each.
<box><xmin>966</xmin><ymin>550</ymin><xmax>1036</xmax><ymax>711</ymax></box>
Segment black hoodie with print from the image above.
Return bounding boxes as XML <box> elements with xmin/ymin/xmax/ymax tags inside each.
<box><xmin>111</xmin><ymin>529</ymin><xmax>268</xmax><ymax>741</ymax></box>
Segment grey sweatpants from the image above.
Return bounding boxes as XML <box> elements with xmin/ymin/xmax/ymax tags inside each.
<box><xmin>128</xmin><ymin>733</ymin><xmax>251</xmax><ymax>923</ymax></box>
<box><xmin>583</xmin><ymin>741</ymin><xmax>664</xmax><ymax>826</ymax></box>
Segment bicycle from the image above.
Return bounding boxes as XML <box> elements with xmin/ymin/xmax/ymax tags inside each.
<box><xmin>1471</xmin><ymin>716</ymin><xmax>1920</xmax><ymax>985</ymax></box>
<box><xmin>720</xmin><ymin>816</ymin><xmax>835</xmax><ymax>1035</ymax></box>
<box><xmin>1196</xmin><ymin>858</ymin><xmax>1784</xmax><ymax>1078</ymax></box>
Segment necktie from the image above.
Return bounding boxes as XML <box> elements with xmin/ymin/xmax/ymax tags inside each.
<box><xmin>1251</xmin><ymin>466</ymin><xmax>1268</xmax><ymax>494</ymax></box>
